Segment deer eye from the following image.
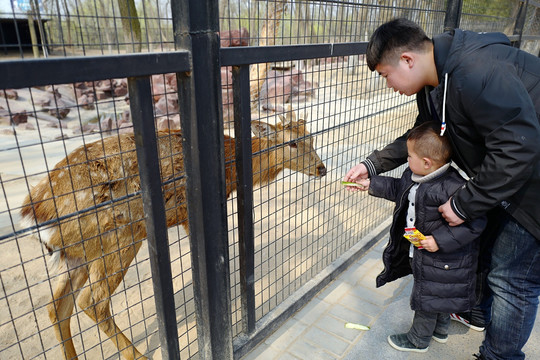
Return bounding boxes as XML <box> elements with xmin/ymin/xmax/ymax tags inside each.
<box><xmin>289</xmin><ymin>141</ymin><xmax>298</xmax><ymax>148</ymax></box>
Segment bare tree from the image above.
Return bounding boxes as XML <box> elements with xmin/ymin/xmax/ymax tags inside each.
<box><xmin>118</xmin><ymin>0</ymin><xmax>142</xmax><ymax>52</ymax></box>
<box><xmin>249</xmin><ymin>0</ymin><xmax>289</xmax><ymax>103</ymax></box>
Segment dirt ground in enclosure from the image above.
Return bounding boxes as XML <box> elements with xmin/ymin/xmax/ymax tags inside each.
<box><xmin>0</xmin><ymin>63</ymin><xmax>414</xmax><ymax>359</ymax></box>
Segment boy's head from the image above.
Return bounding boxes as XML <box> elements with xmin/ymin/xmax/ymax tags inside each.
<box><xmin>366</xmin><ymin>18</ymin><xmax>437</xmax><ymax>96</ymax></box>
<box><xmin>406</xmin><ymin>122</ymin><xmax>452</xmax><ymax>176</ymax></box>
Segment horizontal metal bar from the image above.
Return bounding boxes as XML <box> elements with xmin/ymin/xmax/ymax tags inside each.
<box><xmin>0</xmin><ymin>171</ymin><xmax>186</xmax><ymax>244</ymax></box>
<box><xmin>220</xmin><ymin>42</ymin><xmax>368</xmax><ymax>66</ymax></box>
<box><xmin>508</xmin><ymin>34</ymin><xmax>540</xmax><ymax>41</ymax></box>
<box><xmin>0</xmin><ymin>191</ymin><xmax>138</xmax><ymax>244</ymax></box>
<box><xmin>0</xmin><ymin>51</ymin><xmax>191</xmax><ymax>89</ymax></box>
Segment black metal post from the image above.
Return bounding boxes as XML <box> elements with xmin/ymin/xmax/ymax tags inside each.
<box><xmin>444</xmin><ymin>0</ymin><xmax>463</xmax><ymax>31</ymax></box>
<box><xmin>512</xmin><ymin>0</ymin><xmax>529</xmax><ymax>48</ymax></box>
<box><xmin>171</xmin><ymin>0</ymin><xmax>233</xmax><ymax>359</ymax></box>
<box><xmin>127</xmin><ymin>76</ymin><xmax>180</xmax><ymax>360</ymax></box>
<box><xmin>232</xmin><ymin>65</ymin><xmax>256</xmax><ymax>334</ymax></box>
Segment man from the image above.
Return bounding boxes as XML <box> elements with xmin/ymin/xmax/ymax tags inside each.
<box><xmin>344</xmin><ymin>18</ymin><xmax>540</xmax><ymax>359</ymax></box>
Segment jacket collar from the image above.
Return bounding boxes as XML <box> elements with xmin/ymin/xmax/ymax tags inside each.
<box><xmin>432</xmin><ymin>31</ymin><xmax>454</xmax><ymax>84</ymax></box>
<box><xmin>426</xmin><ymin>31</ymin><xmax>455</xmax><ymax>135</ymax></box>
<box><xmin>432</xmin><ymin>29</ymin><xmax>511</xmax><ymax>81</ymax></box>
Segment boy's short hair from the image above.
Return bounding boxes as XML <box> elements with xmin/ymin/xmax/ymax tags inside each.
<box><xmin>366</xmin><ymin>18</ymin><xmax>431</xmax><ymax>71</ymax></box>
<box><xmin>407</xmin><ymin>122</ymin><xmax>452</xmax><ymax>165</ymax></box>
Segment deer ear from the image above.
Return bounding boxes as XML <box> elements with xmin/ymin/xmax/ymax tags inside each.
<box><xmin>251</xmin><ymin>121</ymin><xmax>277</xmax><ymax>139</ymax></box>
<box><xmin>298</xmin><ymin>111</ymin><xmax>308</xmax><ymax>125</ymax></box>
<box><xmin>287</xmin><ymin>109</ymin><xmax>296</xmax><ymax>123</ymax></box>
<box><xmin>278</xmin><ymin>114</ymin><xmax>291</xmax><ymax>127</ymax></box>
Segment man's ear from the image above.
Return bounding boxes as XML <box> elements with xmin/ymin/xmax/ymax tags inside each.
<box><xmin>401</xmin><ymin>53</ymin><xmax>414</xmax><ymax>68</ymax></box>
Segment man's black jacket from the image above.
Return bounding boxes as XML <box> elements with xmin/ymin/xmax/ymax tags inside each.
<box><xmin>363</xmin><ymin>29</ymin><xmax>540</xmax><ymax>240</ymax></box>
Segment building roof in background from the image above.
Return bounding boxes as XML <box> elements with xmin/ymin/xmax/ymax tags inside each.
<box><xmin>0</xmin><ymin>0</ymin><xmax>46</xmax><ymax>20</ymax></box>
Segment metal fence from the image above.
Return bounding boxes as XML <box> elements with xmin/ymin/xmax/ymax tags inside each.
<box><xmin>0</xmin><ymin>0</ymin><xmax>538</xmax><ymax>359</ymax></box>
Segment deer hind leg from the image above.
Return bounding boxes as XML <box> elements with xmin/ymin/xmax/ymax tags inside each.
<box><xmin>77</xmin><ymin>243</ymin><xmax>147</xmax><ymax>360</ymax></box>
<box><xmin>48</xmin><ymin>265</ymin><xmax>89</xmax><ymax>360</ymax></box>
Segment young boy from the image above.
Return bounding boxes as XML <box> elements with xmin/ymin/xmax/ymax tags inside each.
<box><xmin>355</xmin><ymin>122</ymin><xmax>487</xmax><ymax>353</ymax></box>
<box><xmin>345</xmin><ymin>18</ymin><xmax>540</xmax><ymax>360</ymax></box>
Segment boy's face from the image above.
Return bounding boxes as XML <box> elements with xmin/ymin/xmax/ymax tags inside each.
<box><xmin>407</xmin><ymin>140</ymin><xmax>430</xmax><ymax>176</ymax></box>
<box><xmin>375</xmin><ymin>53</ymin><xmax>425</xmax><ymax>96</ymax></box>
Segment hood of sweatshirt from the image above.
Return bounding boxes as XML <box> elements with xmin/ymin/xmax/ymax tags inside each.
<box><xmin>428</xmin><ymin>29</ymin><xmax>511</xmax><ymax>136</ymax></box>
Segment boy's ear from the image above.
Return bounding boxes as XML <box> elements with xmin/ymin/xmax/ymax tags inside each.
<box><xmin>423</xmin><ymin>157</ymin><xmax>433</xmax><ymax>169</ymax></box>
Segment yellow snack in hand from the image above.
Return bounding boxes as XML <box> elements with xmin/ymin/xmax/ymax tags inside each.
<box><xmin>403</xmin><ymin>227</ymin><xmax>425</xmax><ymax>248</ymax></box>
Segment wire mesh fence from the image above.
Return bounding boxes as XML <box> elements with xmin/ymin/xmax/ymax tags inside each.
<box><xmin>0</xmin><ymin>63</ymin><xmax>194</xmax><ymax>359</ymax></box>
<box><xmin>2</xmin><ymin>0</ymin><xmax>538</xmax><ymax>58</ymax></box>
<box><xmin>1</xmin><ymin>0</ymin><xmax>539</xmax><ymax>359</ymax></box>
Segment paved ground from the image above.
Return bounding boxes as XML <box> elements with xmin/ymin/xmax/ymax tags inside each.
<box><xmin>241</xmin><ymin>237</ymin><xmax>540</xmax><ymax>360</ymax></box>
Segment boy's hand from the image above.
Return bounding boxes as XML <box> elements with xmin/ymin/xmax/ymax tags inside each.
<box><xmin>344</xmin><ymin>163</ymin><xmax>368</xmax><ymax>182</ymax></box>
<box><xmin>420</xmin><ymin>235</ymin><xmax>439</xmax><ymax>252</ymax></box>
<box><xmin>358</xmin><ymin>178</ymin><xmax>370</xmax><ymax>189</ymax></box>
<box><xmin>343</xmin><ymin>179</ymin><xmax>370</xmax><ymax>192</ymax></box>
<box><xmin>344</xmin><ymin>163</ymin><xmax>369</xmax><ymax>191</ymax></box>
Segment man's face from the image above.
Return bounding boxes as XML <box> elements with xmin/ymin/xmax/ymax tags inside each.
<box><xmin>375</xmin><ymin>55</ymin><xmax>424</xmax><ymax>96</ymax></box>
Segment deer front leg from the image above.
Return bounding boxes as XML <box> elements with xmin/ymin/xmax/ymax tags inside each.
<box><xmin>78</xmin><ymin>245</ymin><xmax>147</xmax><ymax>360</ymax></box>
<box><xmin>49</xmin><ymin>266</ymin><xmax>89</xmax><ymax>360</ymax></box>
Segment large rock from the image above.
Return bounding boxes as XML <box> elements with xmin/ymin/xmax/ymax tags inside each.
<box><xmin>219</xmin><ymin>28</ymin><xmax>250</xmax><ymax>47</ymax></box>
<box><xmin>259</xmin><ymin>69</ymin><xmax>318</xmax><ymax>111</ymax></box>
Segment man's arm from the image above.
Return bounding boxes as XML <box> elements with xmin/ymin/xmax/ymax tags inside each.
<box><xmin>432</xmin><ymin>215</ymin><xmax>487</xmax><ymax>253</ymax></box>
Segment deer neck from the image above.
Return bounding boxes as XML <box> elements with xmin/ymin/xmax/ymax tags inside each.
<box><xmin>223</xmin><ymin>136</ymin><xmax>284</xmax><ymax>197</ymax></box>
<box><xmin>250</xmin><ymin>138</ymin><xmax>284</xmax><ymax>187</ymax></box>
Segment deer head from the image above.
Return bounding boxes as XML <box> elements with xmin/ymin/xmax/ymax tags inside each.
<box><xmin>251</xmin><ymin>111</ymin><xmax>326</xmax><ymax>178</ymax></box>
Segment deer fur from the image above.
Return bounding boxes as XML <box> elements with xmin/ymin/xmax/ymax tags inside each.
<box><xmin>20</xmin><ymin>112</ymin><xmax>326</xmax><ymax>360</ymax></box>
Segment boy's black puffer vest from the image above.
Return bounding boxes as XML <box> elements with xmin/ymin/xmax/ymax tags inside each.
<box><xmin>371</xmin><ymin>166</ymin><xmax>487</xmax><ymax>313</ymax></box>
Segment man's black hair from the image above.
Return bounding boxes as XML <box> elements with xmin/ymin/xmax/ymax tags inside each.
<box><xmin>366</xmin><ymin>18</ymin><xmax>431</xmax><ymax>71</ymax></box>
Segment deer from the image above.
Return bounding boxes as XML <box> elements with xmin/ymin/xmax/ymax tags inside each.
<box><xmin>20</xmin><ymin>110</ymin><xmax>326</xmax><ymax>360</ymax></box>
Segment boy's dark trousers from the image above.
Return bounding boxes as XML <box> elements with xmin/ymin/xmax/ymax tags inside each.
<box><xmin>407</xmin><ymin>310</ymin><xmax>451</xmax><ymax>348</ymax></box>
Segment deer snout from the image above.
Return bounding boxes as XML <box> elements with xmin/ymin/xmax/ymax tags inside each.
<box><xmin>317</xmin><ymin>165</ymin><xmax>327</xmax><ymax>177</ymax></box>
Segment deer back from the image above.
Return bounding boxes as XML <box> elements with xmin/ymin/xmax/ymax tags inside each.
<box><xmin>20</xmin><ymin>131</ymin><xmax>186</xmax><ymax>264</ymax></box>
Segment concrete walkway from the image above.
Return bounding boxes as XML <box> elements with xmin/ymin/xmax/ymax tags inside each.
<box><xmin>241</xmin><ymin>237</ymin><xmax>540</xmax><ymax>360</ymax></box>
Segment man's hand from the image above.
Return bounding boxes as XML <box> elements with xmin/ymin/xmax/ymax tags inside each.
<box><xmin>344</xmin><ymin>163</ymin><xmax>369</xmax><ymax>192</ymax></box>
<box><xmin>439</xmin><ymin>198</ymin><xmax>464</xmax><ymax>226</ymax></box>
<box><xmin>420</xmin><ymin>235</ymin><xmax>439</xmax><ymax>252</ymax></box>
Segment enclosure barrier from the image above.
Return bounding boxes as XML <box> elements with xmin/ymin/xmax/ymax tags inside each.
<box><xmin>1</xmin><ymin>52</ymin><xmax>192</xmax><ymax>359</ymax></box>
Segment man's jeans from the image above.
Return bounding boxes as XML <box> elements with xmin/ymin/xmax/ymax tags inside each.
<box><xmin>480</xmin><ymin>215</ymin><xmax>540</xmax><ymax>360</ymax></box>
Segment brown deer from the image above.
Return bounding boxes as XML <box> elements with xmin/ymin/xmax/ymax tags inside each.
<box><xmin>20</xmin><ymin>111</ymin><xmax>326</xmax><ymax>360</ymax></box>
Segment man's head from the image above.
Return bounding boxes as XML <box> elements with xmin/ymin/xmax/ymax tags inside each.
<box><xmin>366</xmin><ymin>18</ymin><xmax>431</xmax><ymax>71</ymax></box>
<box><xmin>366</xmin><ymin>18</ymin><xmax>437</xmax><ymax>96</ymax></box>
<box><xmin>406</xmin><ymin>122</ymin><xmax>452</xmax><ymax>175</ymax></box>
